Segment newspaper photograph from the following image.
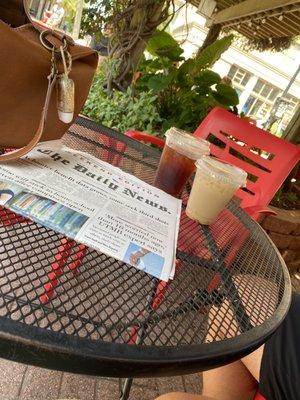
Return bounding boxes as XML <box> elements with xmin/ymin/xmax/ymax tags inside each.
<box><xmin>0</xmin><ymin>141</ymin><xmax>182</xmax><ymax>281</ymax></box>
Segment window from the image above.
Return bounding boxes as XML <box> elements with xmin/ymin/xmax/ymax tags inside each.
<box><xmin>245</xmin><ymin>79</ymin><xmax>284</xmax><ymax>122</ymax></box>
<box><xmin>244</xmin><ymin>78</ymin><xmax>299</xmax><ymax>132</ymax></box>
<box><xmin>245</xmin><ymin>98</ymin><xmax>273</xmax><ymax>121</ymax></box>
<box><xmin>253</xmin><ymin>80</ymin><xmax>263</xmax><ymax>93</ymax></box>
<box><xmin>250</xmin><ymin>99</ymin><xmax>264</xmax><ymax>116</ymax></box>
<box><xmin>227</xmin><ymin>65</ymin><xmax>251</xmax><ymax>87</ymax></box>
<box><xmin>242</xmin><ymin>96</ymin><xmax>256</xmax><ymax>114</ymax></box>
<box><xmin>253</xmin><ymin>79</ymin><xmax>280</xmax><ymax>102</ymax></box>
<box><xmin>227</xmin><ymin>65</ymin><xmax>237</xmax><ymax>80</ymax></box>
<box><xmin>249</xmin><ymin>99</ymin><xmax>274</xmax><ymax>120</ymax></box>
<box><xmin>268</xmin><ymin>88</ymin><xmax>280</xmax><ymax>101</ymax></box>
<box><xmin>261</xmin><ymin>85</ymin><xmax>271</xmax><ymax>98</ymax></box>
<box><xmin>228</xmin><ymin>69</ymin><xmax>299</xmax><ymax>131</ymax></box>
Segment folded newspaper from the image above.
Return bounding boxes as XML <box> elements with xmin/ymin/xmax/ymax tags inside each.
<box><xmin>0</xmin><ymin>141</ymin><xmax>181</xmax><ymax>281</ymax></box>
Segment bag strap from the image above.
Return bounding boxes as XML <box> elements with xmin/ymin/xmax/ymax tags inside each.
<box><xmin>0</xmin><ymin>73</ymin><xmax>57</xmax><ymax>162</ymax></box>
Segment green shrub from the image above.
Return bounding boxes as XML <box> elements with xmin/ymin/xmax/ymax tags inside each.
<box><xmin>82</xmin><ymin>72</ymin><xmax>162</xmax><ymax>135</ymax></box>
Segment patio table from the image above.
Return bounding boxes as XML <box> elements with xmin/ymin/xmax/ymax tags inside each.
<box><xmin>0</xmin><ymin>117</ymin><xmax>291</xmax><ymax>399</ymax></box>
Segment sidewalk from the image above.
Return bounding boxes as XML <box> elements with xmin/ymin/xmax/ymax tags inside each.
<box><xmin>0</xmin><ymin>358</ymin><xmax>202</xmax><ymax>400</ymax></box>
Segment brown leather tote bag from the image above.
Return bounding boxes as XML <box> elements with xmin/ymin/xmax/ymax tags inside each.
<box><xmin>0</xmin><ymin>0</ymin><xmax>98</xmax><ymax>161</ymax></box>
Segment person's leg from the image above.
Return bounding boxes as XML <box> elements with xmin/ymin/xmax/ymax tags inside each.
<box><xmin>155</xmin><ymin>359</ymin><xmax>257</xmax><ymax>400</ymax></box>
<box><xmin>241</xmin><ymin>345</ymin><xmax>264</xmax><ymax>382</ymax></box>
<box><xmin>203</xmin><ymin>360</ymin><xmax>257</xmax><ymax>400</ymax></box>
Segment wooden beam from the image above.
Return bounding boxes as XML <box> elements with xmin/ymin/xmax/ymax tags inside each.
<box><xmin>221</xmin><ymin>5</ymin><xmax>300</xmax><ymax>28</ymax></box>
<box><xmin>213</xmin><ymin>0</ymin><xmax>299</xmax><ymax>24</ymax></box>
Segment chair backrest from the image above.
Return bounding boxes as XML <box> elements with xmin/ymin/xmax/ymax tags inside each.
<box><xmin>125</xmin><ymin>130</ymin><xmax>165</xmax><ymax>148</ymax></box>
<box><xmin>193</xmin><ymin>107</ymin><xmax>300</xmax><ymax>209</ymax></box>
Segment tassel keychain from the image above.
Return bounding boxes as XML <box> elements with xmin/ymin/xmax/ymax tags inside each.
<box><xmin>57</xmin><ymin>46</ymin><xmax>75</xmax><ymax>123</ymax></box>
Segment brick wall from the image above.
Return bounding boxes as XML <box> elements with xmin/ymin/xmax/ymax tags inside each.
<box><xmin>261</xmin><ymin>207</ymin><xmax>300</xmax><ymax>273</ymax></box>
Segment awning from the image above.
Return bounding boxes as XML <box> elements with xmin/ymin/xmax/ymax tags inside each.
<box><xmin>190</xmin><ymin>0</ymin><xmax>300</xmax><ymax>41</ymax></box>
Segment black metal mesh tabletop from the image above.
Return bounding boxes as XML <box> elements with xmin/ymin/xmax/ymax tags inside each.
<box><xmin>0</xmin><ymin>117</ymin><xmax>291</xmax><ymax>378</ymax></box>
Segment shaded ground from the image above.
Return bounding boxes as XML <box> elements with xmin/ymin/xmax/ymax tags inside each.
<box><xmin>0</xmin><ymin>358</ymin><xmax>202</xmax><ymax>400</ymax></box>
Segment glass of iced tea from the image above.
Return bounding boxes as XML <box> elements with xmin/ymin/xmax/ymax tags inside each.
<box><xmin>154</xmin><ymin>127</ymin><xmax>210</xmax><ymax>197</ymax></box>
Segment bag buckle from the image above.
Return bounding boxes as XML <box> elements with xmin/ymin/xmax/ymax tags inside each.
<box><xmin>40</xmin><ymin>29</ymin><xmax>68</xmax><ymax>53</ymax></box>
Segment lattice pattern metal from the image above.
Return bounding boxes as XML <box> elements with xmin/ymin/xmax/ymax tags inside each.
<box><xmin>0</xmin><ymin>117</ymin><xmax>287</xmax><ymax>348</ymax></box>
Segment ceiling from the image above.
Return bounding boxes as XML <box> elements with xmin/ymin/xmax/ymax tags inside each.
<box><xmin>190</xmin><ymin>0</ymin><xmax>300</xmax><ymax>41</ymax></box>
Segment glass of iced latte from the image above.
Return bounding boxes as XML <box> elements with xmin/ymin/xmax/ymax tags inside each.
<box><xmin>186</xmin><ymin>156</ymin><xmax>247</xmax><ymax>225</ymax></box>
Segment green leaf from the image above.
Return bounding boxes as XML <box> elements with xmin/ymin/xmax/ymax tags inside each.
<box><xmin>147</xmin><ymin>30</ymin><xmax>179</xmax><ymax>53</ymax></box>
<box><xmin>176</xmin><ymin>60</ymin><xmax>196</xmax><ymax>88</ymax></box>
<box><xmin>147</xmin><ymin>73</ymin><xmax>173</xmax><ymax>92</ymax></box>
<box><xmin>177</xmin><ymin>59</ymin><xmax>194</xmax><ymax>85</ymax></box>
<box><xmin>178</xmin><ymin>108</ymin><xmax>194</xmax><ymax>126</ymax></box>
<box><xmin>194</xmin><ymin>70</ymin><xmax>221</xmax><ymax>86</ymax></box>
<box><xmin>212</xmin><ymin>84</ymin><xmax>239</xmax><ymax>106</ymax></box>
<box><xmin>136</xmin><ymin>74</ymin><xmax>151</xmax><ymax>87</ymax></box>
<box><xmin>194</xmin><ymin>35</ymin><xmax>234</xmax><ymax>71</ymax></box>
<box><xmin>178</xmin><ymin>59</ymin><xmax>196</xmax><ymax>75</ymax></box>
<box><xmin>155</xmin><ymin>47</ymin><xmax>184</xmax><ymax>61</ymax></box>
<box><xmin>147</xmin><ymin>30</ymin><xmax>183</xmax><ymax>61</ymax></box>
<box><xmin>194</xmin><ymin>85</ymin><xmax>212</xmax><ymax>96</ymax></box>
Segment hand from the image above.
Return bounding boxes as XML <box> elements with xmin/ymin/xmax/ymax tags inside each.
<box><xmin>129</xmin><ymin>249</ymin><xmax>149</xmax><ymax>266</ymax></box>
<box><xmin>129</xmin><ymin>252</ymin><xmax>141</xmax><ymax>266</ymax></box>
